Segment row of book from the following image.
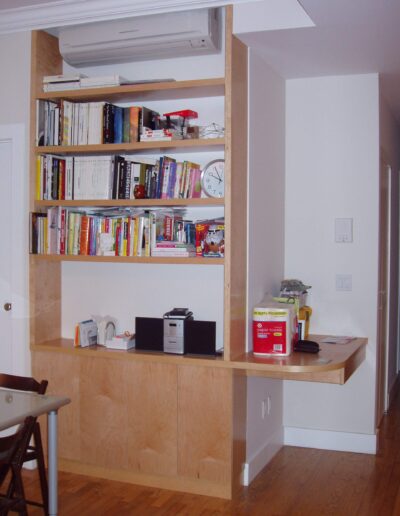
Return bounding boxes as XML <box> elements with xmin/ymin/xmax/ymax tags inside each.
<box><xmin>30</xmin><ymin>207</ymin><xmax>225</xmax><ymax>258</ymax></box>
<box><xmin>35</xmin><ymin>154</ymin><xmax>204</xmax><ymax>201</ymax></box>
<box><xmin>36</xmin><ymin>100</ymin><xmax>192</xmax><ymax>147</ymax></box>
<box><xmin>36</xmin><ymin>99</ymin><xmax>145</xmax><ymax>147</ymax></box>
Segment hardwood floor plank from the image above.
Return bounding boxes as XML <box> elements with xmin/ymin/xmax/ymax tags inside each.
<box><xmin>21</xmin><ymin>382</ymin><xmax>400</xmax><ymax>515</ymax></box>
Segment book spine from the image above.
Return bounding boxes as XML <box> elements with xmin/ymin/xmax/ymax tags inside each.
<box><xmin>59</xmin><ymin>208</ymin><xmax>67</xmax><ymax>255</ymax></box>
<box><xmin>129</xmin><ymin>106</ymin><xmax>141</xmax><ymax>143</ymax></box>
<box><xmin>79</xmin><ymin>215</ymin><xmax>90</xmax><ymax>255</ymax></box>
<box><xmin>113</xmin><ymin>106</ymin><xmax>123</xmax><ymax>144</ymax></box>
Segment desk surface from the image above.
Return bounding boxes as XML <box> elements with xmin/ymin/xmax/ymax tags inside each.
<box><xmin>0</xmin><ymin>388</ymin><xmax>70</xmax><ymax>431</ymax></box>
<box><xmin>232</xmin><ymin>335</ymin><xmax>367</xmax><ymax>384</ymax></box>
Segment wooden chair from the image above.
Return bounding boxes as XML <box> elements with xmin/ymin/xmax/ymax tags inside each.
<box><xmin>0</xmin><ymin>373</ymin><xmax>48</xmax><ymax>515</ymax></box>
<box><xmin>0</xmin><ymin>416</ymin><xmax>36</xmax><ymax>516</ymax></box>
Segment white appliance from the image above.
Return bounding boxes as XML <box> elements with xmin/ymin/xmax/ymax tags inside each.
<box><xmin>59</xmin><ymin>8</ymin><xmax>221</xmax><ymax>67</ymax></box>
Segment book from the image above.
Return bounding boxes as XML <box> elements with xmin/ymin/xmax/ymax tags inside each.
<box><xmin>113</xmin><ymin>106</ymin><xmax>123</xmax><ymax>144</ymax></box>
<box><xmin>74</xmin><ymin>319</ymin><xmax>98</xmax><ymax>347</ymax></box>
<box><xmin>80</xmin><ymin>75</ymin><xmax>132</xmax><ymax>88</ymax></box>
<box><xmin>43</xmin><ymin>73</ymin><xmax>86</xmax><ymax>83</ymax></box>
<box><xmin>79</xmin><ymin>215</ymin><xmax>90</xmax><ymax>255</ymax></box>
<box><xmin>129</xmin><ymin>106</ymin><xmax>141</xmax><ymax>142</ymax></box>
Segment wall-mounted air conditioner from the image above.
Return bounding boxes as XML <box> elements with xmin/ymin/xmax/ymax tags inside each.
<box><xmin>59</xmin><ymin>8</ymin><xmax>221</xmax><ymax>66</ymax></box>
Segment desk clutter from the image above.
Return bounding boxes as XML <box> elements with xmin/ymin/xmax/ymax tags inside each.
<box><xmin>253</xmin><ymin>279</ymin><xmax>314</xmax><ymax>357</ymax></box>
<box><xmin>74</xmin><ymin>309</ymin><xmax>217</xmax><ymax>356</ymax></box>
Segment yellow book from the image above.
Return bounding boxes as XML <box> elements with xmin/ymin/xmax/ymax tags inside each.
<box><xmin>35</xmin><ymin>155</ymin><xmax>42</xmax><ymax>200</ymax></box>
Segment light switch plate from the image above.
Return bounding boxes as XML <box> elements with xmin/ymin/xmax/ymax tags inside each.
<box><xmin>336</xmin><ymin>274</ymin><xmax>352</xmax><ymax>291</ymax></box>
<box><xmin>335</xmin><ymin>218</ymin><xmax>353</xmax><ymax>243</ymax></box>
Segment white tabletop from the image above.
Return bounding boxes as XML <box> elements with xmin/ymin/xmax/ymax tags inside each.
<box><xmin>0</xmin><ymin>388</ymin><xmax>70</xmax><ymax>431</ymax></box>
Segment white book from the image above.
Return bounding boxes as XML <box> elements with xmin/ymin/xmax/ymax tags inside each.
<box><xmin>43</xmin><ymin>73</ymin><xmax>86</xmax><ymax>83</ymax></box>
<box><xmin>87</xmin><ymin>102</ymin><xmax>104</xmax><ymax>145</ymax></box>
<box><xmin>65</xmin><ymin>157</ymin><xmax>74</xmax><ymax>200</ymax></box>
<box><xmin>81</xmin><ymin>75</ymin><xmax>130</xmax><ymax>87</ymax></box>
<box><xmin>44</xmin><ymin>82</ymin><xmax>81</xmax><ymax>92</ymax></box>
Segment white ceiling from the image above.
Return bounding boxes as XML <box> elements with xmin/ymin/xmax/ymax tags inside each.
<box><xmin>1</xmin><ymin>0</ymin><xmax>400</xmax><ymax>118</ymax></box>
<box><xmin>240</xmin><ymin>0</ymin><xmax>400</xmax><ymax>118</ymax></box>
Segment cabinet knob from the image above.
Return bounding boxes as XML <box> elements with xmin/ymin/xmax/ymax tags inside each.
<box><xmin>3</xmin><ymin>302</ymin><xmax>12</xmax><ymax>312</ymax></box>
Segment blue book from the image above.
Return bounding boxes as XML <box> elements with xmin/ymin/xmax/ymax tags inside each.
<box><xmin>113</xmin><ymin>106</ymin><xmax>123</xmax><ymax>143</ymax></box>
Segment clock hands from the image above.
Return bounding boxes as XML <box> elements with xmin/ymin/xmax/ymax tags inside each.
<box><xmin>209</xmin><ymin>173</ymin><xmax>223</xmax><ymax>183</ymax></box>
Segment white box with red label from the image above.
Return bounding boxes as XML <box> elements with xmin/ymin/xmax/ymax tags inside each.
<box><xmin>252</xmin><ymin>302</ymin><xmax>297</xmax><ymax>356</ymax></box>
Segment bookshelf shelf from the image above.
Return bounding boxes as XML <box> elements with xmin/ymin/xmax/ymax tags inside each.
<box><xmin>36</xmin><ymin>77</ymin><xmax>225</xmax><ymax>103</ymax></box>
<box><xmin>35</xmin><ymin>138</ymin><xmax>225</xmax><ymax>155</ymax></box>
<box><xmin>35</xmin><ymin>198</ymin><xmax>224</xmax><ymax>208</ymax></box>
<box><xmin>32</xmin><ymin>254</ymin><xmax>224</xmax><ymax>264</ymax></box>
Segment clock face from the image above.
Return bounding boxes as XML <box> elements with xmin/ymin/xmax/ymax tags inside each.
<box><xmin>201</xmin><ymin>159</ymin><xmax>225</xmax><ymax>198</ymax></box>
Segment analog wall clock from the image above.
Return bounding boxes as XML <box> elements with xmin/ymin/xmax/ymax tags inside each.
<box><xmin>201</xmin><ymin>159</ymin><xmax>225</xmax><ymax>198</ymax></box>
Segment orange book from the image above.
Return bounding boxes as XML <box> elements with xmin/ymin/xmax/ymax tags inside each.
<box><xmin>79</xmin><ymin>215</ymin><xmax>90</xmax><ymax>255</ymax></box>
<box><xmin>129</xmin><ymin>106</ymin><xmax>141</xmax><ymax>142</ymax></box>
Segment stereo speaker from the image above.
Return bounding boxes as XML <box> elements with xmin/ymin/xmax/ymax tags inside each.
<box><xmin>135</xmin><ymin>317</ymin><xmax>164</xmax><ymax>351</ymax></box>
<box><xmin>184</xmin><ymin>320</ymin><xmax>216</xmax><ymax>356</ymax></box>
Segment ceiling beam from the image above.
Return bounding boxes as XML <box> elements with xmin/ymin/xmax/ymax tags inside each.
<box><xmin>0</xmin><ymin>0</ymin><xmax>261</xmax><ymax>35</ymax></box>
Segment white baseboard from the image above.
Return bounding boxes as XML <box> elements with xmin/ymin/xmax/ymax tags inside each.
<box><xmin>284</xmin><ymin>426</ymin><xmax>377</xmax><ymax>454</ymax></box>
<box><xmin>242</xmin><ymin>426</ymin><xmax>284</xmax><ymax>486</ymax></box>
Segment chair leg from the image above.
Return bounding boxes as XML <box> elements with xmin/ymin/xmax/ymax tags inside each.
<box><xmin>33</xmin><ymin>423</ymin><xmax>49</xmax><ymax>516</ymax></box>
<box><xmin>9</xmin><ymin>464</ymin><xmax>28</xmax><ymax>516</ymax></box>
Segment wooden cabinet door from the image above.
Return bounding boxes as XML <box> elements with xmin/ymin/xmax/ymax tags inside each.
<box><xmin>127</xmin><ymin>361</ymin><xmax>178</xmax><ymax>477</ymax></box>
<box><xmin>178</xmin><ymin>365</ymin><xmax>232</xmax><ymax>489</ymax></box>
<box><xmin>79</xmin><ymin>356</ymin><xmax>131</xmax><ymax>470</ymax></box>
<box><xmin>32</xmin><ymin>351</ymin><xmax>81</xmax><ymax>461</ymax></box>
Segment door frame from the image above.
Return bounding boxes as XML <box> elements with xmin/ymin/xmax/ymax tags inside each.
<box><xmin>0</xmin><ymin>123</ymin><xmax>28</xmax><ymax>375</ymax></box>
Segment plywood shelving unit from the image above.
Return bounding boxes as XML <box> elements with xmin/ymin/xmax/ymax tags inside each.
<box><xmin>30</xmin><ymin>7</ymin><xmax>248</xmax><ymax>499</ymax></box>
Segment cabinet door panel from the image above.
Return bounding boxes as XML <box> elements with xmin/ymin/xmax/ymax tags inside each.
<box><xmin>127</xmin><ymin>361</ymin><xmax>178</xmax><ymax>477</ymax></box>
<box><xmin>79</xmin><ymin>357</ymin><xmax>130</xmax><ymax>469</ymax></box>
<box><xmin>32</xmin><ymin>351</ymin><xmax>81</xmax><ymax>461</ymax></box>
<box><xmin>178</xmin><ymin>365</ymin><xmax>232</xmax><ymax>484</ymax></box>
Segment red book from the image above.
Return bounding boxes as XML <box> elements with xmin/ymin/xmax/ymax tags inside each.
<box><xmin>59</xmin><ymin>208</ymin><xmax>67</xmax><ymax>255</ymax></box>
<box><xmin>58</xmin><ymin>158</ymin><xmax>66</xmax><ymax>200</ymax></box>
<box><xmin>195</xmin><ymin>222</ymin><xmax>209</xmax><ymax>256</ymax></box>
<box><xmin>79</xmin><ymin>215</ymin><xmax>90</xmax><ymax>255</ymax></box>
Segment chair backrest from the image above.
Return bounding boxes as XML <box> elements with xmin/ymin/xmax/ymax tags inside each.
<box><xmin>0</xmin><ymin>373</ymin><xmax>48</xmax><ymax>395</ymax></box>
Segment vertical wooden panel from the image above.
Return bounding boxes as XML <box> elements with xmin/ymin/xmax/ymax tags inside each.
<box><xmin>32</xmin><ymin>351</ymin><xmax>81</xmax><ymax>461</ymax></box>
<box><xmin>80</xmin><ymin>357</ymin><xmax>130</xmax><ymax>470</ymax></box>
<box><xmin>178</xmin><ymin>365</ymin><xmax>232</xmax><ymax>487</ymax></box>
<box><xmin>30</xmin><ymin>31</ymin><xmax>63</xmax><ymax>345</ymax></box>
<box><xmin>29</xmin><ymin>257</ymin><xmax>61</xmax><ymax>345</ymax></box>
<box><xmin>232</xmin><ymin>368</ymin><xmax>247</xmax><ymax>495</ymax></box>
<box><xmin>224</xmin><ymin>8</ymin><xmax>249</xmax><ymax>361</ymax></box>
<box><xmin>127</xmin><ymin>362</ymin><xmax>178</xmax><ymax>477</ymax></box>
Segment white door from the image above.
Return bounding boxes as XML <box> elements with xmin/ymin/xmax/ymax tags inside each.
<box><xmin>0</xmin><ymin>124</ymin><xmax>27</xmax><ymax>375</ymax></box>
<box><xmin>0</xmin><ymin>138</ymin><xmax>13</xmax><ymax>372</ymax></box>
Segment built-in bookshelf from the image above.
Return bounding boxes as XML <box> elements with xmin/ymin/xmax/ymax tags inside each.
<box><xmin>30</xmin><ymin>7</ymin><xmax>249</xmax><ymax>499</ymax></box>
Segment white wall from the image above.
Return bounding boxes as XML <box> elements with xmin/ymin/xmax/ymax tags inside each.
<box><xmin>284</xmin><ymin>74</ymin><xmax>380</xmax><ymax>437</ymax></box>
<box><xmin>244</xmin><ymin>50</ymin><xmax>285</xmax><ymax>483</ymax></box>
<box><xmin>61</xmin><ymin>33</ymin><xmax>226</xmax><ymax>346</ymax></box>
<box><xmin>379</xmin><ymin>90</ymin><xmax>400</xmax><ymax>399</ymax></box>
<box><xmin>0</xmin><ymin>31</ymin><xmax>31</xmax><ymax>375</ymax></box>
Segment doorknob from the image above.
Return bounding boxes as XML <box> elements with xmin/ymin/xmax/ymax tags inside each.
<box><xmin>3</xmin><ymin>302</ymin><xmax>11</xmax><ymax>311</ymax></box>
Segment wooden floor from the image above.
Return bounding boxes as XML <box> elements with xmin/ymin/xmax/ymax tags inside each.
<box><xmin>22</xmin><ymin>386</ymin><xmax>400</xmax><ymax>515</ymax></box>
